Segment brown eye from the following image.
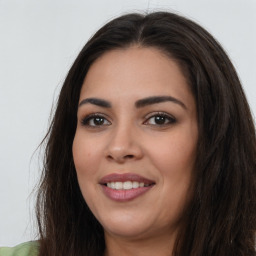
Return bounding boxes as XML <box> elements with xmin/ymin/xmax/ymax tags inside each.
<box><xmin>92</xmin><ymin>117</ymin><xmax>105</xmax><ymax>125</ymax></box>
<box><xmin>145</xmin><ymin>113</ymin><xmax>176</xmax><ymax>126</ymax></box>
<box><xmin>82</xmin><ymin>114</ymin><xmax>111</xmax><ymax>127</ymax></box>
<box><xmin>154</xmin><ymin>116</ymin><xmax>167</xmax><ymax>125</ymax></box>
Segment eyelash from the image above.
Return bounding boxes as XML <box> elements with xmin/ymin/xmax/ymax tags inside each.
<box><xmin>143</xmin><ymin>112</ymin><xmax>176</xmax><ymax>126</ymax></box>
<box><xmin>81</xmin><ymin>113</ymin><xmax>111</xmax><ymax>127</ymax></box>
<box><xmin>80</xmin><ymin>112</ymin><xmax>176</xmax><ymax>128</ymax></box>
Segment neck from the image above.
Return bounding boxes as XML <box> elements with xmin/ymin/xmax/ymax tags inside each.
<box><xmin>104</xmin><ymin>229</ymin><xmax>177</xmax><ymax>256</ymax></box>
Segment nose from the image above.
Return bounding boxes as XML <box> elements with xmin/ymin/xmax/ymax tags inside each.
<box><xmin>105</xmin><ymin>124</ymin><xmax>143</xmax><ymax>163</ymax></box>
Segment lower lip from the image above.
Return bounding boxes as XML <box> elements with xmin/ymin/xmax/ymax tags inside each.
<box><xmin>101</xmin><ymin>185</ymin><xmax>153</xmax><ymax>202</ymax></box>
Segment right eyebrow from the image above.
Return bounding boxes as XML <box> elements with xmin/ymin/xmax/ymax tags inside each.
<box><xmin>78</xmin><ymin>98</ymin><xmax>112</xmax><ymax>108</ymax></box>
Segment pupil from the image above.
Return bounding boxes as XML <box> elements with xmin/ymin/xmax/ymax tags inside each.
<box><xmin>155</xmin><ymin>116</ymin><xmax>165</xmax><ymax>124</ymax></box>
<box><xmin>94</xmin><ymin>117</ymin><xmax>104</xmax><ymax>125</ymax></box>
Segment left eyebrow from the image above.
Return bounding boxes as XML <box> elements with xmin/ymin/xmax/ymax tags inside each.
<box><xmin>135</xmin><ymin>96</ymin><xmax>187</xmax><ymax>109</ymax></box>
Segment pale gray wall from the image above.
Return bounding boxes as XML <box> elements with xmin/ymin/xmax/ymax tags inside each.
<box><xmin>0</xmin><ymin>0</ymin><xmax>255</xmax><ymax>246</ymax></box>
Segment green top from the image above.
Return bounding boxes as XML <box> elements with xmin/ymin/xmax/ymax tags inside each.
<box><xmin>0</xmin><ymin>241</ymin><xmax>39</xmax><ymax>256</ymax></box>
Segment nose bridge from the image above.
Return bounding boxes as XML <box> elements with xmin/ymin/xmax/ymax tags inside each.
<box><xmin>105</xmin><ymin>120</ymin><xmax>142</xmax><ymax>162</ymax></box>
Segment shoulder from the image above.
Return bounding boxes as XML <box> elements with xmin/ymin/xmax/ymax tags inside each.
<box><xmin>0</xmin><ymin>241</ymin><xmax>39</xmax><ymax>256</ymax></box>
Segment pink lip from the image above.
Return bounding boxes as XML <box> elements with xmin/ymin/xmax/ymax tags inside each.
<box><xmin>99</xmin><ymin>173</ymin><xmax>155</xmax><ymax>202</ymax></box>
<box><xmin>99</xmin><ymin>173</ymin><xmax>155</xmax><ymax>184</ymax></box>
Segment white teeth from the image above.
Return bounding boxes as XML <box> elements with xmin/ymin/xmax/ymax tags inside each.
<box><xmin>123</xmin><ymin>181</ymin><xmax>132</xmax><ymax>190</ymax></box>
<box><xmin>132</xmin><ymin>181</ymin><xmax>139</xmax><ymax>188</ymax></box>
<box><xmin>106</xmin><ymin>181</ymin><xmax>147</xmax><ymax>190</ymax></box>
<box><xmin>115</xmin><ymin>182</ymin><xmax>123</xmax><ymax>190</ymax></box>
<box><xmin>110</xmin><ymin>182</ymin><xmax>115</xmax><ymax>189</ymax></box>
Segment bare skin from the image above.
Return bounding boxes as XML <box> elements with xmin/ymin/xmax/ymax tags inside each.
<box><xmin>73</xmin><ymin>46</ymin><xmax>198</xmax><ymax>256</ymax></box>
<box><xmin>104</xmin><ymin>226</ymin><xmax>177</xmax><ymax>256</ymax></box>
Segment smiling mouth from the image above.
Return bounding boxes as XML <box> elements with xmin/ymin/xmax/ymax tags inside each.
<box><xmin>99</xmin><ymin>173</ymin><xmax>155</xmax><ymax>201</ymax></box>
<box><xmin>104</xmin><ymin>181</ymin><xmax>153</xmax><ymax>190</ymax></box>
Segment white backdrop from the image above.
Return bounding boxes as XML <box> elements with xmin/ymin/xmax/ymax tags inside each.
<box><xmin>0</xmin><ymin>0</ymin><xmax>255</xmax><ymax>246</ymax></box>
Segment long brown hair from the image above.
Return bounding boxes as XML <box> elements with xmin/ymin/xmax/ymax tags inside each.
<box><xmin>36</xmin><ymin>12</ymin><xmax>256</xmax><ymax>256</ymax></box>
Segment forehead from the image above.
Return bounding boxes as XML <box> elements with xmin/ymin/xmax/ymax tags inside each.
<box><xmin>80</xmin><ymin>46</ymin><xmax>193</xmax><ymax>106</ymax></box>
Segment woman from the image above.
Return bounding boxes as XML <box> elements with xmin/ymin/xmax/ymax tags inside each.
<box><xmin>1</xmin><ymin>11</ymin><xmax>255</xmax><ymax>256</ymax></box>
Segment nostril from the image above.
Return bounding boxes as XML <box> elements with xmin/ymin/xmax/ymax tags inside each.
<box><xmin>125</xmin><ymin>155</ymin><xmax>134</xmax><ymax>159</ymax></box>
<box><xmin>107</xmin><ymin>155</ymin><xmax>114</xmax><ymax>160</ymax></box>
<box><xmin>106</xmin><ymin>154</ymin><xmax>134</xmax><ymax>162</ymax></box>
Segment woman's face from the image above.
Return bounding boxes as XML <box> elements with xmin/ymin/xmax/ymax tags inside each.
<box><xmin>73</xmin><ymin>47</ymin><xmax>198</xmax><ymax>242</ymax></box>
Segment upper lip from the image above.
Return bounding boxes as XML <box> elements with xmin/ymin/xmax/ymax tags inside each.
<box><xmin>99</xmin><ymin>173</ymin><xmax>155</xmax><ymax>185</ymax></box>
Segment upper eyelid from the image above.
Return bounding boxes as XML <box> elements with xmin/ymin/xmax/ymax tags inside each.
<box><xmin>144</xmin><ymin>111</ymin><xmax>176</xmax><ymax>120</ymax></box>
<box><xmin>80</xmin><ymin>112</ymin><xmax>112</xmax><ymax>124</ymax></box>
<box><xmin>80</xmin><ymin>112</ymin><xmax>111</xmax><ymax>119</ymax></box>
<box><xmin>143</xmin><ymin>112</ymin><xmax>176</xmax><ymax>125</ymax></box>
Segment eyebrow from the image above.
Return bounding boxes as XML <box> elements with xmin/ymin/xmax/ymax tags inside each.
<box><xmin>79</xmin><ymin>98</ymin><xmax>111</xmax><ymax>108</ymax></box>
<box><xmin>79</xmin><ymin>96</ymin><xmax>186</xmax><ymax>109</ymax></box>
<box><xmin>135</xmin><ymin>96</ymin><xmax>187</xmax><ymax>109</ymax></box>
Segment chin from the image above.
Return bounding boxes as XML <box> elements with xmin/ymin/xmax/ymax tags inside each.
<box><xmin>100</xmin><ymin>214</ymin><xmax>154</xmax><ymax>239</ymax></box>
<box><xmin>104</xmin><ymin>224</ymin><xmax>150</xmax><ymax>240</ymax></box>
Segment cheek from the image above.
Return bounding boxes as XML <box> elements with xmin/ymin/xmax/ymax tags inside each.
<box><xmin>72</xmin><ymin>132</ymin><xmax>100</xmax><ymax>201</ymax></box>
<box><xmin>145</xmin><ymin>126</ymin><xmax>197</xmax><ymax>206</ymax></box>
<box><xmin>147</xmin><ymin>131</ymin><xmax>197</xmax><ymax>174</ymax></box>
<box><xmin>72</xmin><ymin>131</ymin><xmax>102</xmax><ymax>174</ymax></box>
<box><xmin>148</xmin><ymin>132</ymin><xmax>196</xmax><ymax>218</ymax></box>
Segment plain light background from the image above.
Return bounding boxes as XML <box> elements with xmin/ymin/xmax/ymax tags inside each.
<box><xmin>0</xmin><ymin>0</ymin><xmax>255</xmax><ymax>246</ymax></box>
